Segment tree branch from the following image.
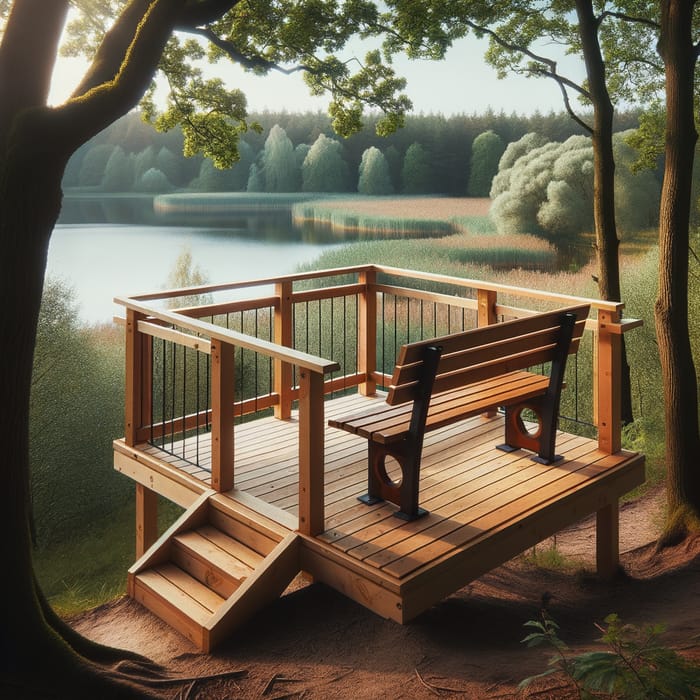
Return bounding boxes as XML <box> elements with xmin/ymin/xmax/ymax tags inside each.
<box><xmin>598</xmin><ymin>10</ymin><xmax>660</xmax><ymax>31</ymax></box>
<box><xmin>177</xmin><ymin>0</ymin><xmax>240</xmax><ymax>29</ymax></box>
<box><xmin>54</xmin><ymin>0</ymin><xmax>186</xmax><ymax>150</ymax></box>
<box><xmin>187</xmin><ymin>25</ymin><xmax>306</xmax><ymax>74</ymax></box>
<box><xmin>464</xmin><ymin>18</ymin><xmax>591</xmax><ymax>102</ymax></box>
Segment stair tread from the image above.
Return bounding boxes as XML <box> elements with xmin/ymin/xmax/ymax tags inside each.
<box><xmin>196</xmin><ymin>525</ymin><xmax>265</xmax><ymax>569</ymax></box>
<box><xmin>135</xmin><ymin>568</ymin><xmax>213</xmax><ymax>626</ymax></box>
<box><xmin>173</xmin><ymin>530</ymin><xmax>255</xmax><ymax>584</ymax></box>
<box><xmin>156</xmin><ymin>563</ymin><xmax>227</xmax><ymax>612</ymax></box>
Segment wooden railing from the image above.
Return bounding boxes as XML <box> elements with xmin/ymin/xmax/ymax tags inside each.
<box><xmin>115</xmin><ymin>264</ymin><xmax>641</xmax><ymax>544</ymax></box>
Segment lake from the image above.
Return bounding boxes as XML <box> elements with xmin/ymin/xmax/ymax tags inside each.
<box><xmin>49</xmin><ymin>198</ymin><xmax>339</xmax><ymax>324</ymax></box>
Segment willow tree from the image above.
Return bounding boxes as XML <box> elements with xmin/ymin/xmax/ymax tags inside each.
<box><xmin>0</xmin><ymin>1</ymin><xmax>408</xmax><ymax>696</ymax></box>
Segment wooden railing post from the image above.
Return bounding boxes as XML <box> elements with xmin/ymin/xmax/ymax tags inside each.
<box><xmin>211</xmin><ymin>339</ymin><xmax>235</xmax><ymax>492</ymax></box>
<box><xmin>135</xmin><ymin>484</ymin><xmax>158</xmax><ymax>557</ymax></box>
<box><xmin>477</xmin><ymin>288</ymin><xmax>497</xmax><ymax>327</ymax></box>
<box><xmin>125</xmin><ymin>308</ymin><xmax>145</xmax><ymax>447</ymax></box>
<box><xmin>358</xmin><ymin>268</ymin><xmax>377</xmax><ymax>395</ymax></box>
<box><xmin>596</xmin><ymin>309</ymin><xmax>622</xmax><ymax>454</ymax></box>
<box><xmin>274</xmin><ymin>280</ymin><xmax>294</xmax><ymax>419</ymax></box>
<box><xmin>477</xmin><ymin>289</ymin><xmax>498</xmax><ymax>417</ymax></box>
<box><xmin>298</xmin><ymin>369</ymin><xmax>325</xmax><ymax>535</ymax></box>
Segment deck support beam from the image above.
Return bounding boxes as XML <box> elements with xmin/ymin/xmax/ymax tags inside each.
<box><xmin>135</xmin><ymin>484</ymin><xmax>158</xmax><ymax>558</ymax></box>
<box><xmin>596</xmin><ymin>501</ymin><xmax>620</xmax><ymax>579</ymax></box>
<box><xmin>298</xmin><ymin>369</ymin><xmax>325</xmax><ymax>536</ymax></box>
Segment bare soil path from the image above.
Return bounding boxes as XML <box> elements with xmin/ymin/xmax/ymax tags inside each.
<box><xmin>70</xmin><ymin>486</ymin><xmax>700</xmax><ymax>699</ymax></box>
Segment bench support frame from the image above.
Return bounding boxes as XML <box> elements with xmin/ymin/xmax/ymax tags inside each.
<box><xmin>358</xmin><ymin>345</ymin><xmax>442</xmax><ymax>520</ymax></box>
<box><xmin>496</xmin><ymin>312</ymin><xmax>577</xmax><ymax>465</ymax></box>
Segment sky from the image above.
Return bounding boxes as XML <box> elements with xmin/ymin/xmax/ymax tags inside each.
<box><xmin>50</xmin><ymin>33</ymin><xmax>588</xmax><ymax>118</ymax></box>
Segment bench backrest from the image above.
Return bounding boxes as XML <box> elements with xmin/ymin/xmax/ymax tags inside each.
<box><xmin>386</xmin><ymin>304</ymin><xmax>590</xmax><ymax>405</ymax></box>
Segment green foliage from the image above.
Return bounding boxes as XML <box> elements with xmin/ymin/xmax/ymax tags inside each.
<box><xmin>357</xmin><ymin>147</ymin><xmax>394</xmax><ymax>195</ymax></box>
<box><xmin>401</xmin><ymin>142</ymin><xmax>434</xmax><ymax>194</ymax></box>
<box><xmin>302</xmin><ymin>134</ymin><xmax>351</xmax><ymax>192</ymax></box>
<box><xmin>78</xmin><ymin>144</ymin><xmax>115</xmax><ymax>187</ymax></box>
<box><xmin>165</xmin><ymin>246</ymin><xmax>213</xmax><ymax>308</ymax></box>
<box><xmin>520</xmin><ymin>612</ymin><xmax>700</xmax><ymax>699</ymax></box>
<box><xmin>30</xmin><ymin>279</ymin><xmax>128</xmax><ymax>548</ymax></box>
<box><xmin>468</xmin><ymin>130</ymin><xmax>505</xmax><ymax>197</ymax></box>
<box><xmin>136</xmin><ymin>167</ymin><xmax>173</xmax><ymax>193</ymax></box>
<box><xmin>490</xmin><ymin>132</ymin><xmax>660</xmax><ymax>243</ymax></box>
<box><xmin>101</xmin><ymin>146</ymin><xmax>135</xmax><ymax>192</ymax></box>
<box><xmin>262</xmin><ymin>125</ymin><xmax>300</xmax><ymax>192</ymax></box>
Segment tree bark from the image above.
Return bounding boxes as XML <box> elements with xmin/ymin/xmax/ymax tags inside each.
<box><xmin>575</xmin><ymin>0</ymin><xmax>634</xmax><ymax>425</ymax></box>
<box><xmin>655</xmin><ymin>0</ymin><xmax>700</xmax><ymax>541</ymax></box>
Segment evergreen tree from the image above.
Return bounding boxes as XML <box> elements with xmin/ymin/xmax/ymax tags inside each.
<box><xmin>101</xmin><ymin>146</ymin><xmax>135</xmax><ymax>192</ymax></box>
<box><xmin>136</xmin><ymin>168</ymin><xmax>173</xmax><ymax>193</ymax></box>
<box><xmin>247</xmin><ymin>162</ymin><xmax>265</xmax><ymax>192</ymax></box>
<box><xmin>262</xmin><ymin>124</ymin><xmax>299</xmax><ymax>192</ymax></box>
<box><xmin>357</xmin><ymin>146</ymin><xmax>393</xmax><ymax>194</ymax></box>
<box><xmin>302</xmin><ymin>134</ymin><xmax>350</xmax><ymax>192</ymax></box>
<box><xmin>468</xmin><ymin>130</ymin><xmax>505</xmax><ymax>197</ymax></box>
<box><xmin>156</xmin><ymin>146</ymin><xmax>182</xmax><ymax>187</ymax></box>
<box><xmin>401</xmin><ymin>142</ymin><xmax>434</xmax><ymax>194</ymax></box>
<box><xmin>77</xmin><ymin>144</ymin><xmax>115</xmax><ymax>187</ymax></box>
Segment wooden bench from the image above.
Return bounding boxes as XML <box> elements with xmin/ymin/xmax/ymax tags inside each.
<box><xmin>329</xmin><ymin>304</ymin><xmax>590</xmax><ymax>520</ymax></box>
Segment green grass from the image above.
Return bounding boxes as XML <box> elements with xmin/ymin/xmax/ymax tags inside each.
<box><xmin>35</xmin><ymin>498</ymin><xmax>183</xmax><ymax>615</ymax></box>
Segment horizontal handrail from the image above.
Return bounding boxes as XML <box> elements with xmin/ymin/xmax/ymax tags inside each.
<box><xmin>116</xmin><ymin>295</ymin><xmax>339</xmax><ymax>375</ymax></box>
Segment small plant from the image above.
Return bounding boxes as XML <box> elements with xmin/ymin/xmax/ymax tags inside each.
<box><xmin>520</xmin><ymin>611</ymin><xmax>700</xmax><ymax>699</ymax></box>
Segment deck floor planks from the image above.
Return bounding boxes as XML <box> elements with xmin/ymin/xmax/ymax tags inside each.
<box><xmin>346</xmin><ymin>437</ymin><xmax>598</xmax><ymax>567</ymax></box>
<box><xmin>139</xmin><ymin>393</ymin><xmax>640</xmax><ymax>587</ymax></box>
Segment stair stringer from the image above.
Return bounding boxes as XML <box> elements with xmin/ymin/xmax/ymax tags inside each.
<box><xmin>203</xmin><ymin>532</ymin><xmax>302</xmax><ymax>652</ymax></box>
<box><xmin>128</xmin><ymin>489</ymin><xmax>215</xmax><ymax>594</ymax></box>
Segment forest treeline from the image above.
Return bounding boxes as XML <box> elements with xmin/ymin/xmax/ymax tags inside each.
<box><xmin>64</xmin><ymin>109</ymin><xmax>644</xmax><ymax>197</ymax></box>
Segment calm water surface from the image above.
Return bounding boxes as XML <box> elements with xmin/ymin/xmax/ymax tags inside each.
<box><xmin>49</xmin><ymin>201</ymin><xmax>339</xmax><ymax>323</ymax></box>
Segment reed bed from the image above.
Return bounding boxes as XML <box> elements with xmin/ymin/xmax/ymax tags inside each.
<box><xmin>154</xmin><ymin>192</ymin><xmax>317</xmax><ymax>215</ymax></box>
<box><xmin>292</xmin><ymin>196</ymin><xmax>492</xmax><ymax>238</ymax></box>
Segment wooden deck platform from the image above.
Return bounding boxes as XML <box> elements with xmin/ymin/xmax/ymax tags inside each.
<box><xmin>115</xmin><ymin>393</ymin><xmax>644</xmax><ymax>645</ymax></box>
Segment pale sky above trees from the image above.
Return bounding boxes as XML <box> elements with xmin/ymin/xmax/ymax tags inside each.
<box><xmin>50</xmin><ymin>25</ymin><xmax>589</xmax><ymax>116</ymax></box>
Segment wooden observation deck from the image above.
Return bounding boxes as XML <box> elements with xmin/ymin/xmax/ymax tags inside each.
<box><xmin>113</xmin><ymin>265</ymin><xmax>644</xmax><ymax>651</ymax></box>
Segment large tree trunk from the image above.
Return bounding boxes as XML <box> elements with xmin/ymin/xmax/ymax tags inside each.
<box><xmin>0</xmin><ymin>108</ymin><xmax>161</xmax><ymax>699</ymax></box>
<box><xmin>655</xmin><ymin>0</ymin><xmax>700</xmax><ymax>543</ymax></box>
<box><xmin>575</xmin><ymin>0</ymin><xmax>633</xmax><ymax>424</ymax></box>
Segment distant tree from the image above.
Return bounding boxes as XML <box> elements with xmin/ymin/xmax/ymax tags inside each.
<box><xmin>262</xmin><ymin>124</ymin><xmax>299</xmax><ymax>192</ymax></box>
<box><xmin>133</xmin><ymin>145</ymin><xmax>158</xmax><ymax>183</ymax></box>
<box><xmin>101</xmin><ymin>146</ymin><xmax>134</xmax><ymax>192</ymax></box>
<box><xmin>190</xmin><ymin>158</ymin><xmax>241</xmax><ymax>192</ymax></box>
<box><xmin>165</xmin><ymin>246</ymin><xmax>213</xmax><ymax>308</ymax></box>
<box><xmin>247</xmin><ymin>162</ymin><xmax>265</xmax><ymax>192</ymax></box>
<box><xmin>401</xmin><ymin>142</ymin><xmax>434</xmax><ymax>193</ymax></box>
<box><xmin>468</xmin><ymin>130</ymin><xmax>505</xmax><ymax>197</ymax></box>
<box><xmin>229</xmin><ymin>140</ymin><xmax>254</xmax><ymax>191</ymax></box>
<box><xmin>614</xmin><ymin>134</ymin><xmax>661</xmax><ymax>233</ymax></box>
<box><xmin>294</xmin><ymin>143</ymin><xmax>310</xmax><ymax>172</ymax></box>
<box><xmin>77</xmin><ymin>144</ymin><xmax>115</xmax><ymax>187</ymax></box>
<box><xmin>155</xmin><ymin>146</ymin><xmax>182</xmax><ymax>187</ymax></box>
<box><xmin>137</xmin><ymin>168</ymin><xmax>172</xmax><ymax>193</ymax></box>
<box><xmin>490</xmin><ymin>132</ymin><xmax>550</xmax><ymax>198</ymax></box>
<box><xmin>302</xmin><ymin>134</ymin><xmax>351</xmax><ymax>192</ymax></box>
<box><xmin>358</xmin><ymin>146</ymin><xmax>393</xmax><ymax>194</ymax></box>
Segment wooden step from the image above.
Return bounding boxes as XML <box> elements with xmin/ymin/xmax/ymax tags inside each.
<box><xmin>171</xmin><ymin>527</ymin><xmax>258</xmax><ymax>598</ymax></box>
<box><xmin>132</xmin><ymin>564</ymin><xmax>225</xmax><ymax>649</ymax></box>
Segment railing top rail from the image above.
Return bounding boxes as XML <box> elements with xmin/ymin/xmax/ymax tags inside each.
<box><xmin>115</xmin><ymin>296</ymin><xmax>340</xmax><ymax>374</ymax></box>
<box><xmin>371</xmin><ymin>265</ymin><xmax>624</xmax><ymax>314</ymax></box>
<box><xmin>115</xmin><ymin>263</ymin><xmax>622</xmax><ymax>319</ymax></box>
<box><xmin>118</xmin><ymin>264</ymin><xmax>377</xmax><ymax>303</ymax></box>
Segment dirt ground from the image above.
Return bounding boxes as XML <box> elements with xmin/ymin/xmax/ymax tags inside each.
<box><xmin>70</xmin><ymin>485</ymin><xmax>700</xmax><ymax>699</ymax></box>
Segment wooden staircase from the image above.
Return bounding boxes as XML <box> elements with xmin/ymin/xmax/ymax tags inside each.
<box><xmin>128</xmin><ymin>490</ymin><xmax>301</xmax><ymax>652</ymax></box>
